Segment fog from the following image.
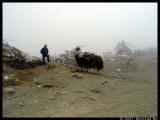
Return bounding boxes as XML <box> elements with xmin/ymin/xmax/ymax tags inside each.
<box><xmin>3</xmin><ymin>3</ymin><xmax>157</xmax><ymax>57</ymax></box>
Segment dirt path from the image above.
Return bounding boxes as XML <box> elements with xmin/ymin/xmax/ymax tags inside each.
<box><xmin>3</xmin><ymin>65</ymin><xmax>157</xmax><ymax>117</ymax></box>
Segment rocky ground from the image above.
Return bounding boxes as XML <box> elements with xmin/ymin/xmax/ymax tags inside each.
<box><xmin>3</xmin><ymin>62</ymin><xmax>157</xmax><ymax>117</ymax></box>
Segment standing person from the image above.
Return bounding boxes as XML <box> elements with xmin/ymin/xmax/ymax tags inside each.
<box><xmin>40</xmin><ymin>44</ymin><xmax>50</xmax><ymax>64</ymax></box>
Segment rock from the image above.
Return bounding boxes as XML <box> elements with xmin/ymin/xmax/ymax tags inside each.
<box><xmin>50</xmin><ymin>77</ymin><xmax>54</xmax><ymax>80</ymax></box>
<box><xmin>43</xmin><ymin>84</ymin><xmax>54</xmax><ymax>88</ymax></box>
<box><xmin>82</xmin><ymin>96</ymin><xmax>97</xmax><ymax>101</ymax></box>
<box><xmin>3</xmin><ymin>75</ymin><xmax>16</xmax><ymax>81</ymax></box>
<box><xmin>15</xmin><ymin>79</ymin><xmax>19</xmax><ymax>82</ymax></box>
<box><xmin>35</xmin><ymin>81</ymin><xmax>41</xmax><ymax>85</ymax></box>
<box><xmin>72</xmin><ymin>74</ymin><xmax>83</xmax><ymax>79</ymax></box>
<box><xmin>85</xmin><ymin>84</ymin><xmax>89</xmax><ymax>87</ymax></box>
<box><xmin>10</xmin><ymin>82</ymin><xmax>18</xmax><ymax>85</ymax></box>
<box><xmin>76</xmin><ymin>69</ymin><xmax>79</xmax><ymax>72</ymax></box>
<box><xmin>47</xmin><ymin>63</ymin><xmax>55</xmax><ymax>69</ymax></box>
<box><xmin>73</xmin><ymin>90</ymin><xmax>84</xmax><ymax>93</ymax></box>
<box><xmin>116</xmin><ymin>68</ymin><xmax>121</xmax><ymax>72</ymax></box>
<box><xmin>33</xmin><ymin>78</ymin><xmax>41</xmax><ymax>85</ymax></box>
<box><xmin>89</xmin><ymin>88</ymin><xmax>94</xmax><ymax>90</ymax></box>
<box><xmin>56</xmin><ymin>91</ymin><xmax>61</xmax><ymax>94</ymax></box>
<box><xmin>51</xmin><ymin>97</ymin><xmax>56</xmax><ymax>100</ymax></box>
<box><xmin>89</xmin><ymin>88</ymin><xmax>101</xmax><ymax>94</ymax></box>
<box><xmin>3</xmin><ymin>75</ymin><xmax>9</xmax><ymax>80</ymax></box>
<box><xmin>19</xmin><ymin>102</ymin><xmax>25</xmax><ymax>106</ymax></box>
<box><xmin>33</xmin><ymin>99</ymin><xmax>38</xmax><ymax>103</ymax></box>
<box><xmin>14</xmin><ymin>113</ymin><xmax>18</xmax><ymax>115</ymax></box>
<box><xmin>66</xmin><ymin>103</ymin><xmax>70</xmax><ymax>107</ymax></box>
<box><xmin>61</xmin><ymin>91</ymin><xmax>69</xmax><ymax>94</ymax></box>
<box><xmin>13</xmin><ymin>95</ymin><xmax>17</xmax><ymax>98</ymax></box>
<box><xmin>102</xmin><ymin>81</ymin><xmax>108</xmax><ymax>84</ymax></box>
<box><xmin>8</xmin><ymin>74</ymin><xmax>16</xmax><ymax>77</ymax></box>
<box><xmin>113</xmin><ymin>73</ymin><xmax>118</xmax><ymax>78</ymax></box>
<box><xmin>3</xmin><ymin>87</ymin><xmax>15</xmax><ymax>95</ymax></box>
<box><xmin>70</xmin><ymin>70</ymin><xmax>76</xmax><ymax>73</ymax></box>
<box><xmin>82</xmin><ymin>96</ymin><xmax>87</xmax><ymax>98</ymax></box>
<box><xmin>110</xmin><ymin>58</ymin><xmax>115</xmax><ymax>61</ymax></box>
<box><xmin>3</xmin><ymin>74</ymin><xmax>19</xmax><ymax>86</ymax></box>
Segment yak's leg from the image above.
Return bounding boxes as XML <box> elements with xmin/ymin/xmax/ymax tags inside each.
<box><xmin>87</xmin><ymin>64</ymin><xmax>89</xmax><ymax>72</ymax></box>
<box><xmin>84</xmin><ymin>66</ymin><xmax>86</xmax><ymax>72</ymax></box>
<box><xmin>81</xmin><ymin>66</ymin><xmax>83</xmax><ymax>72</ymax></box>
<box><xmin>85</xmin><ymin>67</ymin><xmax>88</xmax><ymax>72</ymax></box>
<box><xmin>83</xmin><ymin>66</ymin><xmax>86</xmax><ymax>72</ymax></box>
<box><xmin>85</xmin><ymin>65</ymin><xmax>87</xmax><ymax>72</ymax></box>
<box><xmin>86</xmin><ymin>67</ymin><xmax>88</xmax><ymax>72</ymax></box>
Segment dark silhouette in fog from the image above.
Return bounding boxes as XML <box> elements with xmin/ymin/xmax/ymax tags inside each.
<box><xmin>74</xmin><ymin>48</ymin><xmax>103</xmax><ymax>71</ymax></box>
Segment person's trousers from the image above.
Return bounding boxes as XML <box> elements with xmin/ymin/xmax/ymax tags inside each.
<box><xmin>42</xmin><ymin>55</ymin><xmax>50</xmax><ymax>64</ymax></box>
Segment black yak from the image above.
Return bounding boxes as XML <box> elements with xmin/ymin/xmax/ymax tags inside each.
<box><xmin>74</xmin><ymin>51</ymin><xmax>103</xmax><ymax>71</ymax></box>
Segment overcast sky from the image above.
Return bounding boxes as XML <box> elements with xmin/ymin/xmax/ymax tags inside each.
<box><xmin>3</xmin><ymin>3</ymin><xmax>157</xmax><ymax>57</ymax></box>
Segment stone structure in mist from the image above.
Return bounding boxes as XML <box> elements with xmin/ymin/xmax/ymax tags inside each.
<box><xmin>114</xmin><ymin>40</ymin><xmax>133</xmax><ymax>56</ymax></box>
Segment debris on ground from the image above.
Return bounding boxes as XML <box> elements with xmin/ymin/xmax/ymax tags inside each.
<box><xmin>33</xmin><ymin>78</ymin><xmax>41</xmax><ymax>85</ymax></box>
<box><xmin>42</xmin><ymin>84</ymin><xmax>55</xmax><ymax>88</ymax></box>
<box><xmin>3</xmin><ymin>87</ymin><xmax>16</xmax><ymax>95</ymax></box>
<box><xmin>73</xmin><ymin>90</ymin><xmax>84</xmax><ymax>93</ymax></box>
<box><xmin>34</xmin><ymin>82</ymin><xmax>41</xmax><ymax>85</ymax></box>
<box><xmin>46</xmin><ymin>63</ymin><xmax>55</xmax><ymax>70</ymax></box>
<box><xmin>33</xmin><ymin>99</ymin><xmax>38</xmax><ymax>103</ymax></box>
<box><xmin>56</xmin><ymin>91</ymin><xmax>65</xmax><ymax>95</ymax></box>
<box><xmin>89</xmin><ymin>88</ymin><xmax>102</xmax><ymax>94</ymax></box>
<box><xmin>110</xmin><ymin>58</ymin><xmax>115</xmax><ymax>61</ymax></box>
<box><xmin>116</xmin><ymin>68</ymin><xmax>121</xmax><ymax>72</ymax></box>
<box><xmin>19</xmin><ymin>103</ymin><xmax>25</xmax><ymax>106</ymax></box>
<box><xmin>3</xmin><ymin>75</ymin><xmax>9</xmax><ymax>80</ymax></box>
<box><xmin>15</xmin><ymin>79</ymin><xmax>19</xmax><ymax>82</ymax></box>
<box><xmin>3</xmin><ymin>74</ymin><xmax>19</xmax><ymax>86</ymax></box>
<box><xmin>70</xmin><ymin>70</ymin><xmax>76</xmax><ymax>73</ymax></box>
<box><xmin>61</xmin><ymin>91</ymin><xmax>69</xmax><ymax>95</ymax></box>
<box><xmin>102</xmin><ymin>81</ymin><xmax>108</xmax><ymax>84</ymax></box>
<box><xmin>72</xmin><ymin>74</ymin><xmax>83</xmax><ymax>79</ymax></box>
<box><xmin>82</xmin><ymin>96</ymin><xmax>97</xmax><ymax>101</ymax></box>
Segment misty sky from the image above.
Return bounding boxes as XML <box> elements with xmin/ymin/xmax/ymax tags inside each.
<box><xmin>3</xmin><ymin>3</ymin><xmax>157</xmax><ymax>57</ymax></box>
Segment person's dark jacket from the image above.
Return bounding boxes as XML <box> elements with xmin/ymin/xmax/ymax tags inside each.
<box><xmin>40</xmin><ymin>47</ymin><xmax>48</xmax><ymax>56</ymax></box>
